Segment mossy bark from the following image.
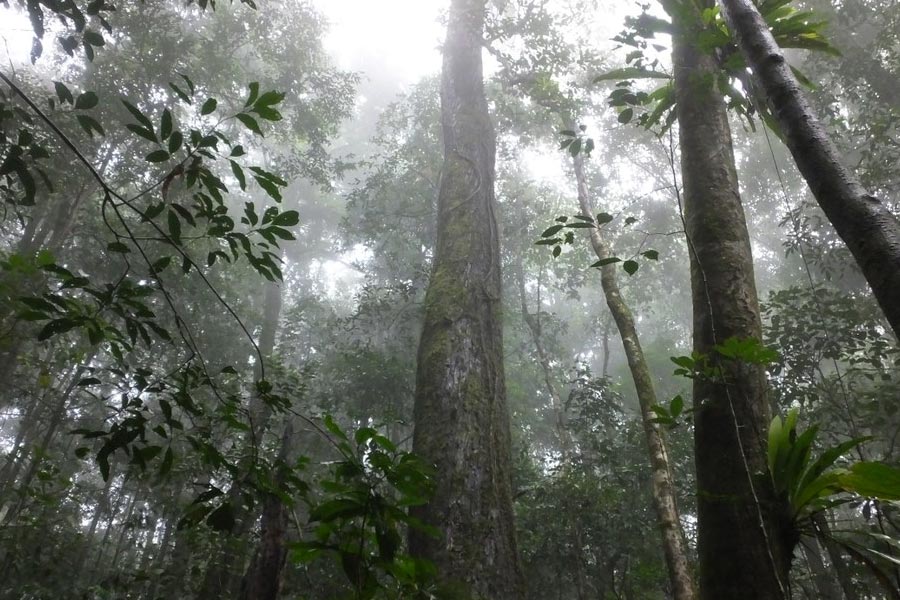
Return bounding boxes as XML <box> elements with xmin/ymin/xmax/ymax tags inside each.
<box><xmin>409</xmin><ymin>0</ymin><xmax>524</xmax><ymax>597</ymax></box>
<box><xmin>671</xmin><ymin>3</ymin><xmax>795</xmax><ymax>598</ymax></box>
<box><xmin>570</xmin><ymin>150</ymin><xmax>695</xmax><ymax>600</ymax></box>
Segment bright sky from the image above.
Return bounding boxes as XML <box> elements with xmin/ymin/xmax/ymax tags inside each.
<box><xmin>313</xmin><ymin>0</ymin><xmax>445</xmax><ymax>85</ymax></box>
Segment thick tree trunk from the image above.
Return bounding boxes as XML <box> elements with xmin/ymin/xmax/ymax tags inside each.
<box><xmin>720</xmin><ymin>0</ymin><xmax>900</xmax><ymax>338</ymax></box>
<box><xmin>671</xmin><ymin>3</ymin><xmax>796</xmax><ymax>598</ymax></box>
<box><xmin>409</xmin><ymin>0</ymin><xmax>524</xmax><ymax>597</ymax></box>
<box><xmin>570</xmin><ymin>151</ymin><xmax>695</xmax><ymax>600</ymax></box>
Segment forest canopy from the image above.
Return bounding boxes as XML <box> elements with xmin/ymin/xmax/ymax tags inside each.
<box><xmin>0</xmin><ymin>0</ymin><xmax>898</xmax><ymax>598</ymax></box>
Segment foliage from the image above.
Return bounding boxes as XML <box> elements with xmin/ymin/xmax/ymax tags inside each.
<box><xmin>536</xmin><ymin>211</ymin><xmax>659</xmax><ymax>275</ymax></box>
<box><xmin>291</xmin><ymin>418</ymin><xmax>439</xmax><ymax>599</ymax></box>
<box><xmin>595</xmin><ymin>0</ymin><xmax>840</xmax><ymax>133</ymax></box>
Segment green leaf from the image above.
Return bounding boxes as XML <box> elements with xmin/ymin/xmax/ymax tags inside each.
<box><xmin>168</xmin><ymin>131</ymin><xmax>183</xmax><ymax>154</ymax></box>
<box><xmin>670</xmin><ymin>395</ymin><xmax>684</xmax><ymax>417</ymax></box>
<box><xmin>254</xmin><ymin>90</ymin><xmax>284</xmax><ymax>107</ymax></box>
<box><xmin>839</xmin><ymin>462</ymin><xmax>900</xmax><ymax>500</ymax></box>
<box><xmin>568</xmin><ymin>138</ymin><xmax>582</xmax><ymax>156</ymax></box>
<box><xmin>236</xmin><ymin>113</ymin><xmax>263</xmax><ymax>136</ymax></box>
<box><xmin>542</xmin><ymin>225</ymin><xmax>564</xmax><ymax>238</ymax></box>
<box><xmin>160</xmin><ymin>109</ymin><xmax>173</xmax><ymax>140</ymax></box>
<box><xmin>145</xmin><ymin>150</ymin><xmax>170</xmax><ymax>163</ymax></box>
<box><xmin>77</xmin><ymin>115</ymin><xmax>105</xmax><ymax>138</ymax></box>
<box><xmin>589</xmin><ymin>257</ymin><xmax>621</xmax><ymax>268</ymax></box>
<box><xmin>595</xmin><ymin>67</ymin><xmax>671</xmax><ymax>82</ymax></box>
<box><xmin>596</xmin><ymin>213</ymin><xmax>614</xmax><ymax>225</ymax></box>
<box><xmin>167</xmin><ymin>210</ymin><xmax>182</xmax><ymax>243</ymax></box>
<box><xmin>127</xmin><ymin>124</ymin><xmax>157</xmax><ymax>143</ymax></box>
<box><xmin>200</xmin><ymin>98</ymin><xmax>217</xmax><ymax>115</ymax></box>
<box><xmin>323</xmin><ymin>415</ymin><xmax>349</xmax><ymax>441</ymax></box>
<box><xmin>623</xmin><ymin>260</ymin><xmax>639</xmax><ymax>275</ymax></box>
<box><xmin>245</xmin><ymin>82</ymin><xmax>260</xmax><ymax>107</ymax></box>
<box><xmin>107</xmin><ymin>241</ymin><xmax>130</xmax><ymax>253</ymax></box>
<box><xmin>309</xmin><ymin>498</ymin><xmax>366</xmax><ymax>522</ymax></box>
<box><xmin>618</xmin><ymin>108</ymin><xmax>634</xmax><ymax>124</ymax></box>
<box><xmin>641</xmin><ymin>249</ymin><xmax>659</xmax><ymax>260</ymax></box>
<box><xmin>53</xmin><ymin>81</ymin><xmax>73</xmax><ymax>105</ymax></box>
<box><xmin>38</xmin><ymin>318</ymin><xmax>78</xmax><ymax>341</ymax></box>
<box><xmin>74</xmin><ymin>91</ymin><xmax>99</xmax><ymax>110</ymax></box>
<box><xmin>121</xmin><ymin>99</ymin><xmax>154</xmax><ymax>130</ymax></box>
<box><xmin>169</xmin><ymin>82</ymin><xmax>191</xmax><ymax>104</ymax></box>
<box><xmin>159</xmin><ymin>447</ymin><xmax>174</xmax><ymax>477</ymax></box>
<box><xmin>230</xmin><ymin>160</ymin><xmax>246</xmax><ymax>191</ymax></box>
<box><xmin>272</xmin><ymin>210</ymin><xmax>299</xmax><ymax>227</ymax></box>
<box><xmin>151</xmin><ymin>256</ymin><xmax>172</xmax><ymax>274</ymax></box>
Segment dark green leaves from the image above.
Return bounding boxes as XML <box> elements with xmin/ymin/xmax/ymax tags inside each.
<box><xmin>594</xmin><ymin>66</ymin><xmax>671</xmax><ymax>82</ymax></box>
<box><xmin>145</xmin><ymin>150</ymin><xmax>170</xmax><ymax>163</ymax></box>
<box><xmin>236</xmin><ymin>113</ymin><xmax>263</xmax><ymax>136</ymax></box>
<box><xmin>38</xmin><ymin>318</ymin><xmax>79</xmax><ymax>341</ymax></box>
<box><xmin>74</xmin><ymin>91</ymin><xmax>98</xmax><ymax>110</ymax></box>
<box><xmin>622</xmin><ymin>260</ymin><xmax>639</xmax><ymax>275</ymax></box>
<box><xmin>200</xmin><ymin>98</ymin><xmax>217</xmax><ymax>115</ymax></box>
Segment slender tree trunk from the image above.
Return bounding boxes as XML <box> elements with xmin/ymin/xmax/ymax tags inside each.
<box><xmin>670</xmin><ymin>2</ymin><xmax>796</xmax><ymax>598</ymax></box>
<box><xmin>144</xmin><ymin>511</ymin><xmax>174</xmax><ymax>600</ymax></box>
<box><xmin>569</xmin><ymin>149</ymin><xmax>695</xmax><ymax>600</ymax></box>
<box><xmin>110</xmin><ymin>493</ymin><xmax>140</xmax><ymax>571</ymax></box>
<box><xmin>6</xmin><ymin>364</ymin><xmax>85</xmax><ymax>523</ymax></box>
<box><xmin>91</xmin><ymin>481</ymin><xmax>128</xmax><ymax>580</ymax></box>
<box><xmin>239</xmin><ymin>420</ymin><xmax>294</xmax><ymax>600</ymax></box>
<box><xmin>720</xmin><ymin>0</ymin><xmax>900</xmax><ymax>338</ymax></box>
<box><xmin>514</xmin><ymin>258</ymin><xmax>589</xmax><ymax>600</ymax></box>
<box><xmin>409</xmin><ymin>0</ymin><xmax>523</xmax><ymax>597</ymax></box>
<box><xmin>196</xmin><ymin>280</ymin><xmax>283</xmax><ymax>599</ymax></box>
<box><xmin>814</xmin><ymin>512</ymin><xmax>860</xmax><ymax>600</ymax></box>
<box><xmin>802</xmin><ymin>537</ymin><xmax>843</xmax><ymax>600</ymax></box>
<box><xmin>0</xmin><ymin>398</ymin><xmax>40</xmax><ymax>496</ymax></box>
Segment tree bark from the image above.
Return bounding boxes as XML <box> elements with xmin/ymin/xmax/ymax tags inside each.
<box><xmin>671</xmin><ymin>3</ymin><xmax>796</xmax><ymax>598</ymax></box>
<box><xmin>814</xmin><ymin>512</ymin><xmax>860</xmax><ymax>600</ymax></box>
<box><xmin>570</xmin><ymin>150</ymin><xmax>695</xmax><ymax>600</ymax></box>
<box><xmin>196</xmin><ymin>280</ymin><xmax>283</xmax><ymax>599</ymax></box>
<box><xmin>409</xmin><ymin>0</ymin><xmax>524</xmax><ymax>597</ymax></box>
<box><xmin>238</xmin><ymin>420</ymin><xmax>294</xmax><ymax>600</ymax></box>
<box><xmin>720</xmin><ymin>0</ymin><xmax>900</xmax><ymax>338</ymax></box>
<box><xmin>802</xmin><ymin>536</ymin><xmax>843</xmax><ymax>600</ymax></box>
<box><xmin>514</xmin><ymin>257</ymin><xmax>589</xmax><ymax>600</ymax></box>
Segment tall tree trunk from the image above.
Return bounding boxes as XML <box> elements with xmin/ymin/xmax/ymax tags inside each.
<box><xmin>814</xmin><ymin>512</ymin><xmax>860</xmax><ymax>600</ymax></box>
<box><xmin>569</xmin><ymin>149</ymin><xmax>695</xmax><ymax>600</ymax></box>
<box><xmin>239</xmin><ymin>420</ymin><xmax>294</xmax><ymax>600</ymax></box>
<box><xmin>671</xmin><ymin>2</ymin><xmax>796</xmax><ymax>598</ymax></box>
<box><xmin>514</xmin><ymin>257</ymin><xmax>589</xmax><ymax>600</ymax></box>
<box><xmin>409</xmin><ymin>0</ymin><xmax>524</xmax><ymax>597</ymax></box>
<box><xmin>720</xmin><ymin>0</ymin><xmax>900</xmax><ymax>338</ymax></box>
<box><xmin>196</xmin><ymin>280</ymin><xmax>283</xmax><ymax>599</ymax></box>
<box><xmin>802</xmin><ymin>536</ymin><xmax>843</xmax><ymax>600</ymax></box>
